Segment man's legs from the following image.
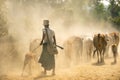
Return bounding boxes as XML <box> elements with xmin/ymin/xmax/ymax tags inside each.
<box><xmin>44</xmin><ymin>68</ymin><xmax>47</xmax><ymax>75</ymax></box>
<box><xmin>52</xmin><ymin>67</ymin><xmax>55</xmax><ymax>75</ymax></box>
<box><xmin>114</xmin><ymin>53</ymin><xmax>117</xmax><ymax>63</ymax></box>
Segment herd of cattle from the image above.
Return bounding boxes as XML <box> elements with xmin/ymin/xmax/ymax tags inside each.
<box><xmin>63</xmin><ymin>32</ymin><xmax>119</xmax><ymax>65</ymax></box>
<box><xmin>21</xmin><ymin>32</ymin><xmax>120</xmax><ymax>75</ymax></box>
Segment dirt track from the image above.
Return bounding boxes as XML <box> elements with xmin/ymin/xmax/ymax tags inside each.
<box><xmin>0</xmin><ymin>57</ymin><xmax>120</xmax><ymax>80</ymax></box>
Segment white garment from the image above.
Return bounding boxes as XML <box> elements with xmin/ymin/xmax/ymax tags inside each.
<box><xmin>42</xmin><ymin>28</ymin><xmax>55</xmax><ymax>43</ymax></box>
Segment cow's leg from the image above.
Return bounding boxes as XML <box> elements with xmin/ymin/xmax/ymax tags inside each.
<box><xmin>113</xmin><ymin>52</ymin><xmax>117</xmax><ymax>64</ymax></box>
<box><xmin>75</xmin><ymin>49</ymin><xmax>79</xmax><ymax>64</ymax></box>
<box><xmin>21</xmin><ymin>64</ymin><xmax>26</xmax><ymax>76</ymax></box>
<box><xmin>97</xmin><ymin>50</ymin><xmax>100</xmax><ymax>63</ymax></box>
<box><xmin>28</xmin><ymin>61</ymin><xmax>32</xmax><ymax>75</ymax></box>
<box><xmin>86</xmin><ymin>48</ymin><xmax>89</xmax><ymax>61</ymax></box>
<box><xmin>102</xmin><ymin>48</ymin><xmax>106</xmax><ymax>63</ymax></box>
<box><xmin>111</xmin><ymin>52</ymin><xmax>117</xmax><ymax>65</ymax></box>
<box><xmin>21</xmin><ymin>58</ymin><xmax>28</xmax><ymax>76</ymax></box>
<box><xmin>93</xmin><ymin>49</ymin><xmax>97</xmax><ymax>58</ymax></box>
<box><xmin>114</xmin><ymin>55</ymin><xmax>117</xmax><ymax>64</ymax></box>
<box><xmin>99</xmin><ymin>50</ymin><xmax>102</xmax><ymax>63</ymax></box>
<box><xmin>111</xmin><ymin>45</ymin><xmax>118</xmax><ymax>64</ymax></box>
<box><xmin>87</xmin><ymin>49</ymin><xmax>91</xmax><ymax>61</ymax></box>
<box><xmin>81</xmin><ymin>46</ymin><xmax>83</xmax><ymax>61</ymax></box>
<box><xmin>89</xmin><ymin>48</ymin><xmax>92</xmax><ymax>60</ymax></box>
<box><xmin>89</xmin><ymin>47</ymin><xmax>93</xmax><ymax>60</ymax></box>
<box><xmin>79</xmin><ymin>48</ymin><xmax>82</xmax><ymax>62</ymax></box>
<box><xmin>114</xmin><ymin>46</ymin><xmax>118</xmax><ymax>63</ymax></box>
<box><xmin>105</xmin><ymin>46</ymin><xmax>109</xmax><ymax>58</ymax></box>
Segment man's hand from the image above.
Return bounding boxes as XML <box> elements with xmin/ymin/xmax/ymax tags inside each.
<box><xmin>40</xmin><ymin>41</ymin><xmax>43</xmax><ymax>45</ymax></box>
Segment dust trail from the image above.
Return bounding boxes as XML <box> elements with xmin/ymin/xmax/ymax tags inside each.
<box><xmin>0</xmin><ymin>0</ymin><xmax>119</xmax><ymax>76</ymax></box>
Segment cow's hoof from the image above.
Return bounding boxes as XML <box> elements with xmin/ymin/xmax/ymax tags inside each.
<box><xmin>97</xmin><ymin>60</ymin><xmax>100</xmax><ymax>63</ymax></box>
<box><xmin>111</xmin><ymin>61</ymin><xmax>116</xmax><ymax>65</ymax></box>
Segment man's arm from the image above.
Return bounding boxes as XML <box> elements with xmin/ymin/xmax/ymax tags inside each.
<box><xmin>40</xmin><ymin>32</ymin><xmax>45</xmax><ymax>45</ymax></box>
<box><xmin>53</xmin><ymin>35</ymin><xmax>56</xmax><ymax>45</ymax></box>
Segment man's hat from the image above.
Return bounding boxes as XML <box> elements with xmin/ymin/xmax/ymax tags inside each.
<box><xmin>43</xmin><ymin>20</ymin><xmax>49</xmax><ymax>25</ymax></box>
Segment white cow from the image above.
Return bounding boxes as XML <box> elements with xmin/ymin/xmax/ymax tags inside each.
<box><xmin>63</xmin><ymin>36</ymin><xmax>83</xmax><ymax>66</ymax></box>
<box><xmin>83</xmin><ymin>36</ymin><xmax>94</xmax><ymax>61</ymax></box>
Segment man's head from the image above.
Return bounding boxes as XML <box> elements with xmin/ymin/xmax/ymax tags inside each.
<box><xmin>43</xmin><ymin>20</ymin><xmax>49</xmax><ymax>28</ymax></box>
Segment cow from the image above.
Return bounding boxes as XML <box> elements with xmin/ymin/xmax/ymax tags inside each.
<box><xmin>83</xmin><ymin>37</ymin><xmax>94</xmax><ymax>61</ymax></box>
<box><xmin>111</xmin><ymin>44</ymin><xmax>118</xmax><ymax>64</ymax></box>
<box><xmin>21</xmin><ymin>39</ymin><xmax>41</xmax><ymax>76</ymax></box>
<box><xmin>93</xmin><ymin>33</ymin><xmax>107</xmax><ymax>63</ymax></box>
<box><xmin>21</xmin><ymin>52</ymin><xmax>36</xmax><ymax>76</ymax></box>
<box><xmin>105</xmin><ymin>32</ymin><xmax>119</xmax><ymax>57</ymax></box>
<box><xmin>109</xmin><ymin>32</ymin><xmax>119</xmax><ymax>46</ymax></box>
<box><xmin>63</xmin><ymin>36</ymin><xmax>83</xmax><ymax>66</ymax></box>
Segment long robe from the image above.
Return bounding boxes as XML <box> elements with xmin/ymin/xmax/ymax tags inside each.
<box><xmin>38</xmin><ymin>43</ymin><xmax>55</xmax><ymax>70</ymax></box>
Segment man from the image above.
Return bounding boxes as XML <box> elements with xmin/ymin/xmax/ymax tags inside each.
<box><xmin>38</xmin><ymin>20</ymin><xmax>56</xmax><ymax>75</ymax></box>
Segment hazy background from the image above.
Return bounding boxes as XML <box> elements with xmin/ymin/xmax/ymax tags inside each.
<box><xmin>0</xmin><ymin>0</ymin><xmax>119</xmax><ymax>75</ymax></box>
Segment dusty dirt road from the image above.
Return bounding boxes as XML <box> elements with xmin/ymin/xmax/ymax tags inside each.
<box><xmin>0</xmin><ymin>57</ymin><xmax>120</xmax><ymax>80</ymax></box>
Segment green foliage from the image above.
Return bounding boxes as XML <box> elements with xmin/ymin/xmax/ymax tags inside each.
<box><xmin>87</xmin><ymin>0</ymin><xmax>108</xmax><ymax>22</ymax></box>
<box><xmin>93</xmin><ymin>3</ymin><xmax>107</xmax><ymax>20</ymax></box>
<box><xmin>89</xmin><ymin>0</ymin><xmax>120</xmax><ymax>29</ymax></box>
<box><xmin>109</xmin><ymin>17</ymin><xmax>120</xmax><ymax>28</ymax></box>
<box><xmin>107</xmin><ymin>0</ymin><xmax>120</xmax><ymax>29</ymax></box>
<box><xmin>0</xmin><ymin>0</ymin><xmax>119</xmax><ymax>31</ymax></box>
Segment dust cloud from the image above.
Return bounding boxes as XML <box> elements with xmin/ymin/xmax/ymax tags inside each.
<box><xmin>0</xmin><ymin>0</ymin><xmax>119</xmax><ymax>77</ymax></box>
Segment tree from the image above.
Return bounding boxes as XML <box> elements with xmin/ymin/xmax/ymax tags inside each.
<box><xmin>108</xmin><ymin>0</ymin><xmax>120</xmax><ymax>29</ymax></box>
<box><xmin>89</xmin><ymin>0</ymin><xmax>108</xmax><ymax>21</ymax></box>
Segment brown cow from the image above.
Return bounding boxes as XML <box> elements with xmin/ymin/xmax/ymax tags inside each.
<box><xmin>21</xmin><ymin>39</ymin><xmax>41</xmax><ymax>76</ymax></box>
<box><xmin>109</xmin><ymin>32</ymin><xmax>119</xmax><ymax>46</ymax></box>
<box><xmin>93</xmin><ymin>33</ymin><xmax>107</xmax><ymax>63</ymax></box>
<box><xmin>105</xmin><ymin>32</ymin><xmax>119</xmax><ymax>57</ymax></box>
<box><xmin>111</xmin><ymin>44</ymin><xmax>118</xmax><ymax>64</ymax></box>
<box><xmin>21</xmin><ymin>52</ymin><xmax>36</xmax><ymax>76</ymax></box>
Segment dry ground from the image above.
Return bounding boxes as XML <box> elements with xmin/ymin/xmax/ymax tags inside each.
<box><xmin>0</xmin><ymin>57</ymin><xmax>120</xmax><ymax>80</ymax></box>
